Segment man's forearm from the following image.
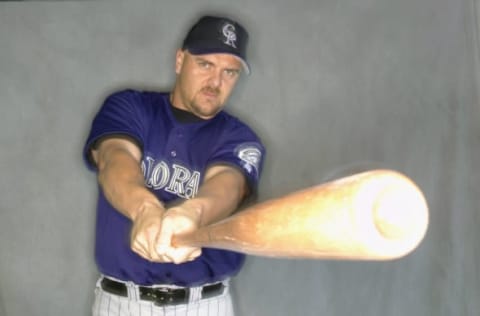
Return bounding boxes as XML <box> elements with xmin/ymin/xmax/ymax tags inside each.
<box><xmin>179</xmin><ymin>166</ymin><xmax>247</xmax><ymax>226</ymax></box>
<box><xmin>94</xmin><ymin>142</ymin><xmax>163</xmax><ymax>221</ymax></box>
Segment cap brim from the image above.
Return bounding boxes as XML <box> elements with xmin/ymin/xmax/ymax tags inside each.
<box><xmin>186</xmin><ymin>47</ymin><xmax>251</xmax><ymax>75</ymax></box>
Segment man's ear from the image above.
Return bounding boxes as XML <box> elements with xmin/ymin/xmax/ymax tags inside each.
<box><xmin>175</xmin><ymin>49</ymin><xmax>185</xmax><ymax>75</ymax></box>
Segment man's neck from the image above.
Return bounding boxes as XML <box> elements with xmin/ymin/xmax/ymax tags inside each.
<box><xmin>169</xmin><ymin>93</ymin><xmax>206</xmax><ymax>123</ymax></box>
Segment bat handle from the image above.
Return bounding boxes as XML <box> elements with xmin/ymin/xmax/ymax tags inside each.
<box><xmin>172</xmin><ymin>218</ymin><xmax>238</xmax><ymax>249</ymax></box>
<box><xmin>171</xmin><ymin>228</ymin><xmax>211</xmax><ymax>248</ymax></box>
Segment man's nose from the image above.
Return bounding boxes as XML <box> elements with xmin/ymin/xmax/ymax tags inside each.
<box><xmin>208</xmin><ymin>70</ymin><xmax>223</xmax><ymax>88</ymax></box>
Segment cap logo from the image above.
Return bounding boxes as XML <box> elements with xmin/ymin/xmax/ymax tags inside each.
<box><xmin>222</xmin><ymin>23</ymin><xmax>237</xmax><ymax>48</ymax></box>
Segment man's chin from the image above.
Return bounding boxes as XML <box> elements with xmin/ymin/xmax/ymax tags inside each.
<box><xmin>193</xmin><ymin>102</ymin><xmax>222</xmax><ymax>118</ymax></box>
<box><xmin>198</xmin><ymin>110</ymin><xmax>220</xmax><ymax>119</ymax></box>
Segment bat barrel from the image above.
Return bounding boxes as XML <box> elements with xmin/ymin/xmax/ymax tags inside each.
<box><xmin>348</xmin><ymin>170</ymin><xmax>429</xmax><ymax>259</ymax></box>
<box><xmin>173</xmin><ymin>169</ymin><xmax>429</xmax><ymax>261</ymax></box>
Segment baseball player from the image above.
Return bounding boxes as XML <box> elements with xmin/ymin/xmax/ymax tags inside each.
<box><xmin>83</xmin><ymin>15</ymin><xmax>265</xmax><ymax>316</ymax></box>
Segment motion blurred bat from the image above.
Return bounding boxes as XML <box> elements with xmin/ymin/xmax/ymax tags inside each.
<box><xmin>172</xmin><ymin>169</ymin><xmax>429</xmax><ymax>260</ymax></box>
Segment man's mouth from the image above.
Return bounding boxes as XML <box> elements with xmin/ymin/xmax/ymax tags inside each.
<box><xmin>202</xmin><ymin>87</ymin><xmax>220</xmax><ymax>97</ymax></box>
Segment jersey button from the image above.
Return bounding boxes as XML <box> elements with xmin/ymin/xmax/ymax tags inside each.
<box><xmin>171</xmin><ymin>150</ymin><xmax>177</xmax><ymax>157</ymax></box>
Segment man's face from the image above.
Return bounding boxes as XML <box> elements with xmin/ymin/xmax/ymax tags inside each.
<box><xmin>172</xmin><ymin>50</ymin><xmax>242</xmax><ymax>119</ymax></box>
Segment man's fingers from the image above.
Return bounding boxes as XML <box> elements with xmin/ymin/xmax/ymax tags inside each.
<box><xmin>130</xmin><ymin>205</ymin><xmax>203</xmax><ymax>264</ymax></box>
<box><xmin>186</xmin><ymin>248</ymin><xmax>202</xmax><ymax>262</ymax></box>
<box><xmin>167</xmin><ymin>247</ymin><xmax>202</xmax><ymax>264</ymax></box>
<box><xmin>131</xmin><ymin>238</ymin><xmax>151</xmax><ymax>260</ymax></box>
<box><xmin>133</xmin><ymin>239</ymin><xmax>200</xmax><ymax>264</ymax></box>
<box><xmin>132</xmin><ymin>228</ymin><xmax>164</xmax><ymax>261</ymax></box>
<box><xmin>190</xmin><ymin>248</ymin><xmax>202</xmax><ymax>259</ymax></box>
<box><xmin>156</xmin><ymin>217</ymin><xmax>174</xmax><ymax>254</ymax></box>
<box><xmin>129</xmin><ymin>202</ymin><xmax>167</xmax><ymax>261</ymax></box>
<box><xmin>147</xmin><ymin>229</ymin><xmax>164</xmax><ymax>262</ymax></box>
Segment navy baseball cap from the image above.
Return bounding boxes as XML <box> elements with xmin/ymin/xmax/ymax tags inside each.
<box><xmin>182</xmin><ymin>15</ymin><xmax>251</xmax><ymax>74</ymax></box>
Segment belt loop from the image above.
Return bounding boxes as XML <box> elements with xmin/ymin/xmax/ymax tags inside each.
<box><xmin>126</xmin><ymin>281</ymin><xmax>139</xmax><ymax>300</ymax></box>
<box><xmin>96</xmin><ymin>275</ymin><xmax>104</xmax><ymax>289</ymax></box>
<box><xmin>189</xmin><ymin>285</ymin><xmax>203</xmax><ymax>302</ymax></box>
<box><xmin>222</xmin><ymin>279</ymin><xmax>230</xmax><ymax>290</ymax></box>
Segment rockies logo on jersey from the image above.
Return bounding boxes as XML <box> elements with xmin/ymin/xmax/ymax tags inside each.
<box><xmin>235</xmin><ymin>143</ymin><xmax>262</xmax><ymax>175</ymax></box>
<box><xmin>142</xmin><ymin>157</ymin><xmax>201</xmax><ymax>199</ymax></box>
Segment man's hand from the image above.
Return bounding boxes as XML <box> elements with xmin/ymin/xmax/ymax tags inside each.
<box><xmin>130</xmin><ymin>202</ymin><xmax>202</xmax><ymax>264</ymax></box>
<box><xmin>156</xmin><ymin>206</ymin><xmax>202</xmax><ymax>264</ymax></box>
<box><xmin>130</xmin><ymin>202</ymin><xmax>167</xmax><ymax>262</ymax></box>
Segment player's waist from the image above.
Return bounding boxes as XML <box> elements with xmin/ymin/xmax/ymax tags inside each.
<box><xmin>97</xmin><ymin>275</ymin><xmax>228</xmax><ymax>306</ymax></box>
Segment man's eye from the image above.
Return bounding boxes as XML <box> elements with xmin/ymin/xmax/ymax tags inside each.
<box><xmin>225</xmin><ymin>69</ymin><xmax>239</xmax><ymax>77</ymax></box>
<box><xmin>199</xmin><ymin>62</ymin><xmax>211</xmax><ymax>69</ymax></box>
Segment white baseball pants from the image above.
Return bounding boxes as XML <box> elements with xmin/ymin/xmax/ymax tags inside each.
<box><xmin>92</xmin><ymin>277</ymin><xmax>235</xmax><ymax>316</ymax></box>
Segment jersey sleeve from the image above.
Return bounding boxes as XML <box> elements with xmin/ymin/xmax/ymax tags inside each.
<box><xmin>208</xmin><ymin>120</ymin><xmax>266</xmax><ymax>197</ymax></box>
<box><xmin>82</xmin><ymin>90</ymin><xmax>148</xmax><ymax>171</ymax></box>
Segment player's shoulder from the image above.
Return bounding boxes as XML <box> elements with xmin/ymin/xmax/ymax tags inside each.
<box><xmin>105</xmin><ymin>88</ymin><xmax>141</xmax><ymax>100</ymax></box>
<box><xmin>216</xmin><ymin>110</ymin><xmax>256</xmax><ymax>134</ymax></box>
<box><xmin>103</xmin><ymin>89</ymin><xmax>169</xmax><ymax>111</ymax></box>
<box><xmin>105</xmin><ymin>89</ymin><xmax>166</xmax><ymax>103</ymax></box>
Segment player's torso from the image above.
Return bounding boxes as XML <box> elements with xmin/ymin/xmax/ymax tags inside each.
<box><xmin>139</xmin><ymin>92</ymin><xmax>228</xmax><ymax>202</ymax></box>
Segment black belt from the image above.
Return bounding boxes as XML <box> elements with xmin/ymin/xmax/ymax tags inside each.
<box><xmin>100</xmin><ymin>277</ymin><xmax>225</xmax><ymax>306</ymax></box>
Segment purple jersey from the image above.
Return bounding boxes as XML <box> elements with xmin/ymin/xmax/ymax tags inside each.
<box><xmin>83</xmin><ymin>89</ymin><xmax>265</xmax><ymax>286</ymax></box>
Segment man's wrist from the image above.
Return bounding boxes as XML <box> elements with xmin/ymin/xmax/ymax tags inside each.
<box><xmin>171</xmin><ymin>200</ymin><xmax>203</xmax><ymax>225</ymax></box>
<box><xmin>132</xmin><ymin>199</ymin><xmax>165</xmax><ymax>221</ymax></box>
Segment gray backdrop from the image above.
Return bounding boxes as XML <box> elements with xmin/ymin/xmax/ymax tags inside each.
<box><xmin>1</xmin><ymin>0</ymin><xmax>478</xmax><ymax>315</ymax></box>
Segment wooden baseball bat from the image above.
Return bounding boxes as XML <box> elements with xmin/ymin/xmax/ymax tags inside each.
<box><xmin>172</xmin><ymin>169</ymin><xmax>429</xmax><ymax>260</ymax></box>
